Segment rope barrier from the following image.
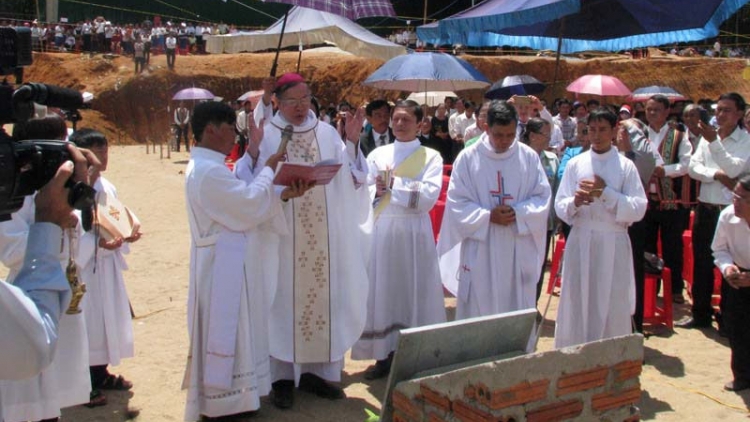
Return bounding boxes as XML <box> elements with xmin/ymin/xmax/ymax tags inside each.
<box><xmin>642</xmin><ymin>373</ymin><xmax>750</xmax><ymax>414</ymax></box>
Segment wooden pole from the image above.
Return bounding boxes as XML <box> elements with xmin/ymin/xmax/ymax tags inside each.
<box><xmin>552</xmin><ymin>18</ymin><xmax>566</xmax><ymax>93</ymax></box>
<box><xmin>423</xmin><ymin>0</ymin><xmax>428</xmax><ymax>25</ymax></box>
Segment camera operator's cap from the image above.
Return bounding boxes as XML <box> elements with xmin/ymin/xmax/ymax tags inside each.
<box><xmin>275</xmin><ymin>73</ymin><xmax>305</xmax><ymax>91</ymax></box>
<box><xmin>619</xmin><ymin>104</ymin><xmax>632</xmax><ymax>116</ymax></box>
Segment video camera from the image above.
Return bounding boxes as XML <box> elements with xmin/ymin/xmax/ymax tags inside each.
<box><xmin>0</xmin><ymin>26</ymin><xmax>95</xmax><ymax>225</ymax></box>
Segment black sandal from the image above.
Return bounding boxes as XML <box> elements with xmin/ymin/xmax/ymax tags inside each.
<box><xmin>98</xmin><ymin>374</ymin><xmax>133</xmax><ymax>391</ymax></box>
<box><xmin>84</xmin><ymin>390</ymin><xmax>108</xmax><ymax>408</ymax></box>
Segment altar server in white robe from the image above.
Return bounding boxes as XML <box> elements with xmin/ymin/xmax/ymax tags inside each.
<box><xmin>183</xmin><ymin>101</ymin><xmax>308</xmax><ymax>421</ymax></box>
<box><xmin>437</xmin><ymin>100</ymin><xmax>551</xmax><ymax>320</ymax></box>
<box><xmin>0</xmin><ymin>117</ymin><xmax>91</xmax><ymax>422</ymax></box>
<box><xmin>554</xmin><ymin>107</ymin><xmax>647</xmax><ymax>349</ymax></box>
<box><xmin>351</xmin><ymin>100</ymin><xmax>446</xmax><ymax>380</ymax></box>
<box><xmin>70</xmin><ymin>129</ymin><xmax>140</xmax><ymax>393</ymax></box>
<box><xmin>254</xmin><ymin>73</ymin><xmax>371</xmax><ymax>409</ymax></box>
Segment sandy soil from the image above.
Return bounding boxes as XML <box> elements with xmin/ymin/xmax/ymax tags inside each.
<box><xmin>17</xmin><ymin>145</ymin><xmax>739</xmax><ymax>421</ymax></box>
<box><xmin>4</xmin><ymin>50</ymin><xmax>750</xmax><ymax>421</ymax></box>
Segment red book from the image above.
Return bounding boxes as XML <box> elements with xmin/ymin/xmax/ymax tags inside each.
<box><xmin>272</xmin><ymin>160</ymin><xmax>342</xmax><ymax>186</ymax></box>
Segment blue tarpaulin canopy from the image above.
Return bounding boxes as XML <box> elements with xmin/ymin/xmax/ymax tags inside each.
<box><xmin>417</xmin><ymin>0</ymin><xmax>579</xmax><ymax>46</ymax></box>
<box><xmin>418</xmin><ymin>0</ymin><xmax>749</xmax><ymax>53</ymax></box>
<box><xmin>467</xmin><ymin>0</ymin><xmax>750</xmax><ymax>53</ymax></box>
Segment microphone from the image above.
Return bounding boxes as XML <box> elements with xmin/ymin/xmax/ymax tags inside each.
<box><xmin>277</xmin><ymin>124</ymin><xmax>293</xmax><ymax>154</ymax></box>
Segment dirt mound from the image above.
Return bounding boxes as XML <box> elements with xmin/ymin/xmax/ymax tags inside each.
<box><xmin>20</xmin><ymin>50</ymin><xmax>750</xmax><ymax>145</ymax></box>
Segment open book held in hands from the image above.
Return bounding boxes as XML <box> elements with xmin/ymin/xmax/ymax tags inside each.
<box><xmin>273</xmin><ymin>159</ymin><xmax>342</xmax><ymax>186</ymax></box>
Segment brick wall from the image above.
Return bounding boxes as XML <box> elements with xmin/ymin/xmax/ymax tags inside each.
<box><xmin>391</xmin><ymin>334</ymin><xmax>643</xmax><ymax>422</ymax></box>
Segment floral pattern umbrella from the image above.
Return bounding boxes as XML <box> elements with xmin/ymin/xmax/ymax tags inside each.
<box><xmin>262</xmin><ymin>0</ymin><xmax>395</xmax><ymax>20</ymax></box>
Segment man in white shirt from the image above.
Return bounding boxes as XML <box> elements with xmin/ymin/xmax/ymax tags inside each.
<box><xmin>165</xmin><ymin>32</ymin><xmax>177</xmax><ymax>70</ymax></box>
<box><xmin>236</xmin><ymin>100</ymin><xmax>253</xmax><ymax>155</ymax></box>
<box><xmin>682</xmin><ymin>93</ymin><xmax>750</xmax><ymax>330</ymax></box>
<box><xmin>174</xmin><ymin>102</ymin><xmax>190</xmax><ymax>152</ymax></box>
<box><xmin>552</xmin><ymin>98</ymin><xmax>576</xmax><ymax>148</ymax></box>
<box><xmin>712</xmin><ymin>174</ymin><xmax>750</xmax><ymax>391</ymax></box>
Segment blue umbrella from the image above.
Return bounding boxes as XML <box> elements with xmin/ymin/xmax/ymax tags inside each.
<box><xmin>362</xmin><ymin>52</ymin><xmax>490</xmax><ymax>92</ymax></box>
<box><xmin>485</xmin><ymin>74</ymin><xmax>546</xmax><ymax>99</ymax></box>
<box><xmin>465</xmin><ymin>0</ymin><xmax>750</xmax><ymax>53</ymax></box>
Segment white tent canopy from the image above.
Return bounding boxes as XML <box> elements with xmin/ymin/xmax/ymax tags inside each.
<box><xmin>205</xmin><ymin>6</ymin><xmax>406</xmax><ymax>61</ymax></box>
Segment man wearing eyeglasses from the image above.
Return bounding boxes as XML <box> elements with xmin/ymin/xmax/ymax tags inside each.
<box><xmin>253</xmin><ymin>73</ymin><xmax>371</xmax><ymax>409</ymax></box>
<box><xmin>683</xmin><ymin>93</ymin><xmax>750</xmax><ymax>332</ymax></box>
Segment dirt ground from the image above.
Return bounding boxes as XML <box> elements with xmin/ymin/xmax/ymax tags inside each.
<box><xmin>20</xmin><ymin>49</ymin><xmax>750</xmax><ymax>147</ymax></box>
<box><xmin>4</xmin><ymin>50</ymin><xmax>750</xmax><ymax>421</ymax></box>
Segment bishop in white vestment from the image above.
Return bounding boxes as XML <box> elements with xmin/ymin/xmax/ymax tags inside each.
<box><xmin>438</xmin><ymin>100</ymin><xmax>551</xmax><ymax>320</ymax></box>
<box><xmin>554</xmin><ymin>108</ymin><xmax>647</xmax><ymax>349</ymax></box>
<box><xmin>351</xmin><ymin>102</ymin><xmax>446</xmax><ymax>377</ymax></box>
<box><xmin>254</xmin><ymin>74</ymin><xmax>370</xmax><ymax>406</ymax></box>
<box><xmin>183</xmin><ymin>101</ymin><xmax>304</xmax><ymax>420</ymax></box>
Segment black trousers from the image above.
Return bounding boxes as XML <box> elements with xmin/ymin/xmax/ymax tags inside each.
<box><xmin>166</xmin><ymin>48</ymin><xmax>176</xmax><ymax>69</ymax></box>
<box><xmin>90</xmin><ymin>364</ymin><xmax>109</xmax><ymax>388</ymax></box>
<box><xmin>643</xmin><ymin>205</ymin><xmax>690</xmax><ymax>295</ymax></box>
<box><xmin>237</xmin><ymin>134</ymin><xmax>248</xmax><ymax>157</ymax></box>
<box><xmin>176</xmin><ymin>125</ymin><xmax>190</xmax><ymax>151</ymax></box>
<box><xmin>82</xmin><ymin>34</ymin><xmax>92</xmax><ymax>52</ymax></box>
<box><xmin>726</xmin><ymin>275</ymin><xmax>750</xmax><ymax>383</ymax></box>
<box><xmin>691</xmin><ymin>203</ymin><xmax>724</xmax><ymax>323</ymax></box>
<box><xmin>629</xmin><ymin>218</ymin><xmax>647</xmax><ymax>333</ymax></box>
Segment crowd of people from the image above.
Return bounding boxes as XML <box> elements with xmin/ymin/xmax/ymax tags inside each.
<box><xmin>2</xmin><ymin>67</ymin><xmax>750</xmax><ymax>422</ymax></box>
<box><xmin>191</xmin><ymin>72</ymin><xmax>750</xmax><ymax>420</ymax></box>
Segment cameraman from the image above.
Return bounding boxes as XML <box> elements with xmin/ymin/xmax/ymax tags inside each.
<box><xmin>0</xmin><ymin>144</ymin><xmax>99</xmax><ymax>381</ymax></box>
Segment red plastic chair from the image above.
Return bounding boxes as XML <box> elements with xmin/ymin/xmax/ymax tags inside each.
<box><xmin>644</xmin><ymin>267</ymin><xmax>674</xmax><ymax>330</ymax></box>
<box><xmin>682</xmin><ymin>230</ymin><xmax>693</xmax><ymax>295</ymax></box>
<box><xmin>546</xmin><ymin>235</ymin><xmax>565</xmax><ymax>294</ymax></box>
<box><xmin>429</xmin><ymin>165</ymin><xmax>452</xmax><ymax>242</ymax></box>
<box><xmin>712</xmin><ymin>267</ymin><xmax>723</xmax><ymax>312</ymax></box>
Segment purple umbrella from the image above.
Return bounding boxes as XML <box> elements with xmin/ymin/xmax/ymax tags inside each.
<box><xmin>627</xmin><ymin>86</ymin><xmax>688</xmax><ymax>103</ymax></box>
<box><xmin>172</xmin><ymin>88</ymin><xmax>215</xmax><ymax>101</ymax></box>
<box><xmin>262</xmin><ymin>0</ymin><xmax>395</xmax><ymax>20</ymax></box>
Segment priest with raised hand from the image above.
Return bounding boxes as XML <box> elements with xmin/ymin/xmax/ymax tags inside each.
<box><xmin>183</xmin><ymin>101</ymin><xmax>309</xmax><ymax>421</ymax></box>
<box><xmin>351</xmin><ymin>100</ymin><xmax>446</xmax><ymax>380</ymax></box>
<box><xmin>253</xmin><ymin>73</ymin><xmax>371</xmax><ymax>409</ymax></box>
<box><xmin>553</xmin><ymin>107</ymin><xmax>647</xmax><ymax>349</ymax></box>
<box><xmin>437</xmin><ymin>100</ymin><xmax>551</xmax><ymax>321</ymax></box>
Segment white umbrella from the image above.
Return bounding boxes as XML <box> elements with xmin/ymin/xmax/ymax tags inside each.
<box><xmin>406</xmin><ymin>91</ymin><xmax>457</xmax><ymax>107</ymax></box>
